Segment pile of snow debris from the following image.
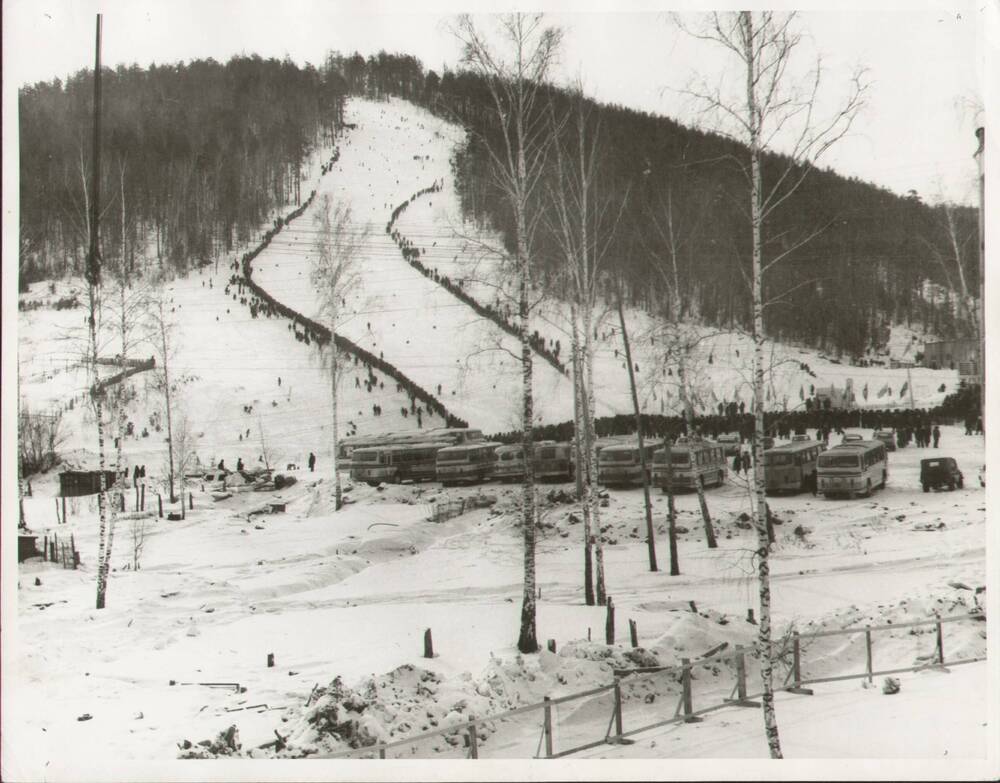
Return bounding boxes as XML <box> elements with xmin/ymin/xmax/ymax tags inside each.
<box><xmin>783</xmin><ymin>589</ymin><xmax>986</xmax><ymax>684</ymax></box>
<box><xmin>177</xmin><ymin>644</ymin><xmax>668</xmax><ymax>759</ymax></box>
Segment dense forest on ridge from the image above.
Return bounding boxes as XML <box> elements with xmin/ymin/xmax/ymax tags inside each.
<box><xmin>18</xmin><ymin>50</ymin><xmax>978</xmax><ymax>357</ymax></box>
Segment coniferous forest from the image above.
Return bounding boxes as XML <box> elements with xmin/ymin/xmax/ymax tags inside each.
<box><xmin>19</xmin><ymin>50</ymin><xmax>978</xmax><ymax>356</ymax></box>
<box><xmin>19</xmin><ymin>55</ymin><xmax>346</xmax><ymax>284</ymax></box>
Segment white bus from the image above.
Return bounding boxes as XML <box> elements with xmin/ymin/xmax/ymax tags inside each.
<box><xmin>435</xmin><ymin>442</ymin><xmax>500</xmax><ymax>486</ymax></box>
<box><xmin>816</xmin><ymin>441</ymin><xmax>888</xmax><ymax>499</ymax></box>
<box><xmin>597</xmin><ymin>442</ymin><xmax>658</xmax><ymax>487</ymax></box>
<box><xmin>652</xmin><ymin>440</ymin><xmax>728</xmax><ymax>492</ymax></box>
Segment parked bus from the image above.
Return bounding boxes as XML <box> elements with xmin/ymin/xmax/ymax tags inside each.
<box><xmin>597</xmin><ymin>442</ymin><xmax>658</xmax><ymax>487</ymax></box>
<box><xmin>534</xmin><ymin>441</ymin><xmax>574</xmax><ymax>481</ymax></box>
<box><xmin>763</xmin><ymin>441</ymin><xmax>825</xmax><ymax>495</ymax></box>
<box><xmin>435</xmin><ymin>442</ymin><xmax>500</xmax><ymax>486</ymax></box>
<box><xmin>491</xmin><ymin>441</ymin><xmax>574</xmax><ymax>483</ymax></box>
<box><xmin>337</xmin><ymin>427</ymin><xmax>482</xmax><ymax>471</ymax></box>
<box><xmin>350</xmin><ymin>441</ymin><xmax>447</xmax><ymax>486</ymax></box>
<box><xmin>816</xmin><ymin>441</ymin><xmax>888</xmax><ymax>498</ymax></box>
<box><xmin>493</xmin><ymin>444</ymin><xmax>525</xmax><ymax>482</ymax></box>
<box><xmin>652</xmin><ymin>440</ymin><xmax>728</xmax><ymax>492</ymax></box>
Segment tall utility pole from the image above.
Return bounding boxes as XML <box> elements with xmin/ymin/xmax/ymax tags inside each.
<box><xmin>974</xmin><ymin>126</ymin><xmax>985</xmax><ymax>436</ymax></box>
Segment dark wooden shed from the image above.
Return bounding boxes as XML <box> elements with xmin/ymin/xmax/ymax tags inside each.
<box><xmin>59</xmin><ymin>470</ymin><xmax>118</xmax><ymax>497</ymax></box>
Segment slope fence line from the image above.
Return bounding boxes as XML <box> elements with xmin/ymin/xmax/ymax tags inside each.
<box><xmin>233</xmin><ymin>147</ymin><xmax>468</xmax><ymax>429</ymax></box>
<box><xmin>386</xmin><ymin>184</ymin><xmax>569</xmax><ymax>377</ymax></box>
<box><xmin>311</xmin><ymin>611</ymin><xmax>984</xmax><ymax>760</ymax></box>
<box><xmin>91</xmin><ymin>357</ymin><xmax>156</xmax><ymax>396</ymax></box>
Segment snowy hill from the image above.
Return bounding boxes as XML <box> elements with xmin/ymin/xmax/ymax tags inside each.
<box><xmin>11</xmin><ymin>94</ymin><xmax>987</xmax><ymax>773</ymax></box>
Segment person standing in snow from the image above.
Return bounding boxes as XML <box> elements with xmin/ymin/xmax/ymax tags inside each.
<box><xmin>732</xmin><ymin>453</ymin><xmax>742</xmax><ymax>476</ymax></box>
<box><xmin>308</xmin><ymin>452</ymin><xmax>316</xmax><ymax>472</ymax></box>
<box><xmin>932</xmin><ymin>425</ymin><xmax>941</xmax><ymax>448</ymax></box>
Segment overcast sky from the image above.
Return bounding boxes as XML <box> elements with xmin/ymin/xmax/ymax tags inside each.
<box><xmin>3</xmin><ymin>0</ymin><xmax>990</xmax><ymax>204</ymax></box>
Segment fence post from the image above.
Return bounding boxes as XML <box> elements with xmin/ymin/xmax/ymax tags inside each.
<box><xmin>605</xmin><ymin>596</ymin><xmax>615</xmax><ymax>645</ymax></box>
<box><xmin>158</xmin><ymin>494</ymin><xmax>163</xmax><ymax>518</ymax></box>
<box><xmin>787</xmin><ymin>631</ymin><xmax>814</xmax><ymax>695</ymax></box>
<box><xmin>726</xmin><ymin>646</ymin><xmax>761</xmax><ymax>707</ymax></box>
<box><xmin>613</xmin><ymin>680</ymin><xmax>624</xmax><ymax>740</ymax></box>
<box><xmin>680</xmin><ymin>658</ymin><xmax>703</xmax><ymax>723</ymax></box>
<box><xmin>629</xmin><ymin>619</ymin><xmax>638</xmax><ymax>648</ymax></box>
<box><xmin>189</xmin><ymin>493</ymin><xmax>194</xmax><ymax>510</ymax></box>
<box><xmin>936</xmin><ymin>621</ymin><xmax>945</xmax><ymax>666</ymax></box>
<box><xmin>70</xmin><ymin>534</ymin><xmax>78</xmax><ymax>570</ymax></box>
<box><xmin>141</xmin><ymin>484</ymin><xmax>145</xmax><ymax>511</ymax></box>
<box><xmin>55</xmin><ymin>498</ymin><xmax>61</xmax><ymax>525</ymax></box>
<box><xmin>43</xmin><ymin>535</ymin><xmax>48</xmax><ymax>562</ymax></box>
<box><xmin>865</xmin><ymin>628</ymin><xmax>873</xmax><ymax>683</ymax></box>
<box><xmin>543</xmin><ymin>696</ymin><xmax>554</xmax><ymax>758</ymax></box>
<box><xmin>62</xmin><ymin>495</ymin><xmax>67</xmax><ymax>522</ymax></box>
<box><xmin>468</xmin><ymin>720</ymin><xmax>479</xmax><ymax>759</ymax></box>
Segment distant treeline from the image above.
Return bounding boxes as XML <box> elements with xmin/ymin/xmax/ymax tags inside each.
<box><xmin>329</xmin><ymin>51</ymin><xmax>980</xmax><ymax>359</ymax></box>
<box><xmin>19</xmin><ymin>55</ymin><xmax>348</xmax><ymax>285</ymax></box>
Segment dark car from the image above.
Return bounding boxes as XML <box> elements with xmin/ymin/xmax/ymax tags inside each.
<box><xmin>920</xmin><ymin>457</ymin><xmax>964</xmax><ymax>492</ymax></box>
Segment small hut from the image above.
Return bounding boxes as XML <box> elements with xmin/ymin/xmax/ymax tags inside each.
<box><xmin>59</xmin><ymin>470</ymin><xmax>118</xmax><ymax>497</ymax></box>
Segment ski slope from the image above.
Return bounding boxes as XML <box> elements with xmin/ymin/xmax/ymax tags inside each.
<box><xmin>251</xmin><ymin>99</ymin><xmax>577</xmax><ymax>434</ymax></box>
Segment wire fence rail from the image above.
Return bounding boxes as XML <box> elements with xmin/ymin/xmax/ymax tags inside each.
<box><xmin>316</xmin><ymin>611</ymin><xmax>985</xmax><ymax>760</ymax></box>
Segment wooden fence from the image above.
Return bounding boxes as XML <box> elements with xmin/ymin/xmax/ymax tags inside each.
<box><xmin>317</xmin><ymin>611</ymin><xmax>985</xmax><ymax>760</ymax></box>
<box><xmin>41</xmin><ymin>531</ymin><xmax>80</xmax><ymax>569</ymax></box>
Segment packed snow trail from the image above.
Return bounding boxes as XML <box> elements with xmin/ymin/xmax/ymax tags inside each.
<box><xmin>251</xmin><ymin>98</ymin><xmax>577</xmax><ymax>433</ymax></box>
<box><xmin>238</xmin><ymin>185</ymin><xmax>467</xmax><ymax>427</ymax></box>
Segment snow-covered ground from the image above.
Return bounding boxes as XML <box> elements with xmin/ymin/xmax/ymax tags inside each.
<box><xmin>6</xmin><ymin>425</ymin><xmax>987</xmax><ymax>775</ymax></box>
<box><xmin>9</xmin><ymin>94</ymin><xmax>991</xmax><ymax>777</ymax></box>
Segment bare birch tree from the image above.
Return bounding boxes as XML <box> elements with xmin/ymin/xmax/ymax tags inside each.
<box><xmin>644</xmin><ymin>188</ymin><xmax>718</xmax><ymax>549</ymax></box>
<box><xmin>102</xmin><ymin>161</ymin><xmax>147</xmax><ymax>578</ymax></box>
<box><xmin>149</xmin><ymin>284</ymin><xmax>179</xmax><ymax>504</ymax></box>
<box><xmin>171</xmin><ymin>411</ymin><xmax>196</xmax><ymax>519</ymax></box>
<box><xmin>674</xmin><ymin>11</ymin><xmax>867</xmax><ymax>758</ymax></box>
<box><xmin>548</xmin><ymin>90</ymin><xmax>621</xmax><ymax>597</ymax></box>
<box><xmin>923</xmin><ymin>202</ymin><xmax>979</xmax><ymax>341</ymax></box>
<box><xmin>454</xmin><ymin>12</ymin><xmax>563</xmax><ymax>651</ymax></box>
<box><xmin>310</xmin><ymin>194</ymin><xmax>367</xmax><ymax>511</ymax></box>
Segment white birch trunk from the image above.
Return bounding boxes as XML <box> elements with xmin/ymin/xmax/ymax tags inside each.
<box><xmin>743</xmin><ymin>10</ymin><xmax>783</xmax><ymax>759</ymax></box>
